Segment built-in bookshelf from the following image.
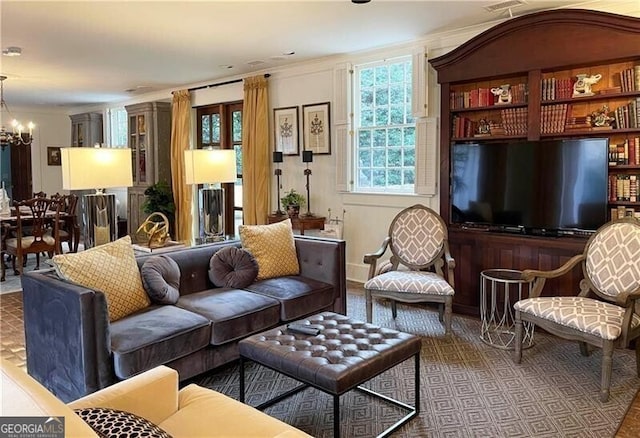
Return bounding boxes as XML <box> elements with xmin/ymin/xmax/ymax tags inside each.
<box><xmin>446</xmin><ymin>56</ymin><xmax>640</xmax><ymax>221</ymax></box>
<box><xmin>429</xmin><ymin>9</ymin><xmax>640</xmax><ymax>317</ymax></box>
<box><xmin>609</xmin><ymin>136</ymin><xmax>640</xmax><ymax>220</ymax></box>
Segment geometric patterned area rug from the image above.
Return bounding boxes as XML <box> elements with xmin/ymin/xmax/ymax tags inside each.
<box><xmin>190</xmin><ymin>293</ymin><xmax>640</xmax><ymax>438</ymax></box>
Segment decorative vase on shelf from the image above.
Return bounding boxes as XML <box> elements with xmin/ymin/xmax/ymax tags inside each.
<box><xmin>490</xmin><ymin>84</ymin><xmax>512</xmax><ymax>105</ymax></box>
<box><xmin>573</xmin><ymin>73</ymin><xmax>602</xmax><ymax>97</ymax></box>
<box><xmin>286</xmin><ymin>204</ymin><xmax>300</xmax><ymax>218</ymax></box>
<box><xmin>280</xmin><ymin>189</ymin><xmax>306</xmax><ymax>219</ymax></box>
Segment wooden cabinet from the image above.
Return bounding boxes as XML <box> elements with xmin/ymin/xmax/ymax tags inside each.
<box><xmin>125</xmin><ymin>101</ymin><xmax>171</xmax><ymax>235</ymax></box>
<box><xmin>430</xmin><ymin>10</ymin><xmax>640</xmax><ymax>316</ymax></box>
<box><xmin>6</xmin><ymin>144</ymin><xmax>32</xmax><ymax>201</ymax></box>
<box><xmin>70</xmin><ymin>113</ymin><xmax>103</xmax><ymax>147</ymax></box>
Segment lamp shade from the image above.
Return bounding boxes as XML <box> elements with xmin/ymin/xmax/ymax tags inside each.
<box><xmin>61</xmin><ymin>147</ymin><xmax>133</xmax><ymax>190</ymax></box>
<box><xmin>184</xmin><ymin>149</ymin><xmax>237</xmax><ymax>184</ymax></box>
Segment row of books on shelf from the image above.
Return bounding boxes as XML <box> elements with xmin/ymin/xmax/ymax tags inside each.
<box><xmin>449</xmin><ymin>83</ymin><xmax>527</xmax><ymax>109</ymax></box>
<box><xmin>613</xmin><ymin>97</ymin><xmax>640</xmax><ymax>129</ymax></box>
<box><xmin>609</xmin><ymin>174</ymin><xmax>638</xmax><ymax>202</ymax></box>
<box><xmin>541</xmin><ymin>78</ymin><xmax>574</xmax><ymax>101</ymax></box>
<box><xmin>611</xmin><ymin>206</ymin><xmax>640</xmax><ymax>220</ymax></box>
<box><xmin>540</xmin><ymin>104</ymin><xmax>568</xmax><ymax>134</ymax></box>
<box><xmin>452</xmin><ymin>116</ymin><xmax>479</xmax><ymax>138</ymax></box>
<box><xmin>620</xmin><ymin>66</ymin><xmax>640</xmax><ymax>93</ymax></box>
<box><xmin>452</xmin><ymin>116</ymin><xmax>506</xmax><ymax>139</ymax></box>
<box><xmin>609</xmin><ymin>137</ymin><xmax>640</xmax><ymax>166</ymax></box>
<box><xmin>541</xmin><ymin>67</ymin><xmax>640</xmax><ymax>102</ymax></box>
<box><xmin>499</xmin><ymin>108</ymin><xmax>527</xmax><ymax>136</ymax></box>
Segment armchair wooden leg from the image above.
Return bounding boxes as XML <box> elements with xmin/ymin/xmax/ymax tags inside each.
<box><xmin>601</xmin><ymin>341</ymin><xmax>613</xmax><ymax>402</ymax></box>
<box><xmin>635</xmin><ymin>341</ymin><xmax>640</xmax><ymax>378</ymax></box>
<box><xmin>438</xmin><ymin>303</ymin><xmax>444</xmax><ymax>323</ymax></box>
<box><xmin>365</xmin><ymin>289</ymin><xmax>373</xmax><ymax>323</ymax></box>
<box><xmin>443</xmin><ymin>298</ymin><xmax>452</xmax><ymax>334</ymax></box>
<box><xmin>391</xmin><ymin>300</ymin><xmax>397</xmax><ymax>319</ymax></box>
<box><xmin>579</xmin><ymin>342</ymin><xmax>591</xmax><ymax>357</ymax></box>
<box><xmin>0</xmin><ymin>253</ymin><xmax>5</xmax><ymax>282</ymax></box>
<box><xmin>514</xmin><ymin>311</ymin><xmax>523</xmax><ymax>364</ymax></box>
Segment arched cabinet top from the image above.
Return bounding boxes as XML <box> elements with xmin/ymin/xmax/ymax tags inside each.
<box><xmin>429</xmin><ymin>9</ymin><xmax>640</xmax><ymax>84</ymax></box>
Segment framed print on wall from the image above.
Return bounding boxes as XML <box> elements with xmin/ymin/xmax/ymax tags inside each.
<box><xmin>273</xmin><ymin>106</ymin><xmax>299</xmax><ymax>156</ymax></box>
<box><xmin>47</xmin><ymin>147</ymin><xmax>62</xmax><ymax>166</ymax></box>
<box><xmin>302</xmin><ymin>102</ymin><xmax>331</xmax><ymax>155</ymax></box>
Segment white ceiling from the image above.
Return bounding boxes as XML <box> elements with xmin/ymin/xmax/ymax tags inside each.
<box><xmin>0</xmin><ymin>0</ymin><xmax>635</xmax><ymax>108</ymax></box>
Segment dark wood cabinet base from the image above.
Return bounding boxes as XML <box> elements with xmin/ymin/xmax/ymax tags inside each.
<box><xmin>449</xmin><ymin>228</ymin><xmax>585</xmax><ymax>317</ymax></box>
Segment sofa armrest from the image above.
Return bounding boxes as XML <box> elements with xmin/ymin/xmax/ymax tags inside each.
<box><xmin>22</xmin><ymin>271</ymin><xmax>115</xmax><ymax>403</ymax></box>
<box><xmin>295</xmin><ymin>236</ymin><xmax>347</xmax><ymax>314</ymax></box>
<box><xmin>68</xmin><ymin>366</ymin><xmax>179</xmax><ymax>426</ymax></box>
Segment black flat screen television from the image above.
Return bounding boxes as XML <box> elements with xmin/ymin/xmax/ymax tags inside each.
<box><xmin>451</xmin><ymin>138</ymin><xmax>609</xmax><ymax>235</ymax></box>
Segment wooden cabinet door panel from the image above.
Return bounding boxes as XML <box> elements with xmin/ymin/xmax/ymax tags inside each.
<box><xmin>449</xmin><ymin>229</ymin><xmax>585</xmax><ymax>316</ymax></box>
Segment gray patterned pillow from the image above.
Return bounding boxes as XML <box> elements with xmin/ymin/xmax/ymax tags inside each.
<box><xmin>75</xmin><ymin>407</ymin><xmax>173</xmax><ymax>438</ymax></box>
<box><xmin>140</xmin><ymin>255</ymin><xmax>180</xmax><ymax>304</ymax></box>
<box><xmin>208</xmin><ymin>246</ymin><xmax>259</xmax><ymax>288</ymax></box>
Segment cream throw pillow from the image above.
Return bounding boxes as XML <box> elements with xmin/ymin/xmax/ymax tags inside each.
<box><xmin>51</xmin><ymin>235</ymin><xmax>150</xmax><ymax>321</ymax></box>
<box><xmin>239</xmin><ymin>219</ymin><xmax>299</xmax><ymax>280</ymax></box>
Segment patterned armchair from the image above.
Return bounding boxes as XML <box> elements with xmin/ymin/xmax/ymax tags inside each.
<box><xmin>363</xmin><ymin>204</ymin><xmax>455</xmax><ymax>333</ymax></box>
<box><xmin>514</xmin><ymin>218</ymin><xmax>640</xmax><ymax>402</ymax></box>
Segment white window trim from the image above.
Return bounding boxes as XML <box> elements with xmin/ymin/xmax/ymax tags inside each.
<box><xmin>345</xmin><ymin>48</ymin><xmax>431</xmax><ymax>195</ymax></box>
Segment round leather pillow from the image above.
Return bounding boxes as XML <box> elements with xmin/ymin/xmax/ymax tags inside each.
<box><xmin>140</xmin><ymin>255</ymin><xmax>180</xmax><ymax>304</ymax></box>
<box><xmin>208</xmin><ymin>246</ymin><xmax>259</xmax><ymax>288</ymax></box>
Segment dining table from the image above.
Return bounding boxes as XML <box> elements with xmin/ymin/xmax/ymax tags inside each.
<box><xmin>1</xmin><ymin>206</ymin><xmax>71</xmax><ymax>276</ymax></box>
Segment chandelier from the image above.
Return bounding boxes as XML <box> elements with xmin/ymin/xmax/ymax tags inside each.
<box><xmin>0</xmin><ymin>75</ymin><xmax>34</xmax><ymax>149</ymax></box>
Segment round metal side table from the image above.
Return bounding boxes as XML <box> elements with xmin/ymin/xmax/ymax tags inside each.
<box><xmin>480</xmin><ymin>269</ymin><xmax>535</xmax><ymax>350</ymax></box>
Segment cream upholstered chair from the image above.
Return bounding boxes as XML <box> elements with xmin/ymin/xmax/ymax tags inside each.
<box><xmin>514</xmin><ymin>217</ymin><xmax>640</xmax><ymax>402</ymax></box>
<box><xmin>363</xmin><ymin>204</ymin><xmax>455</xmax><ymax>333</ymax></box>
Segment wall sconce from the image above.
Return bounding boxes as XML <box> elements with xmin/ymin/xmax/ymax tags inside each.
<box><xmin>184</xmin><ymin>148</ymin><xmax>237</xmax><ymax>241</ymax></box>
<box><xmin>273</xmin><ymin>151</ymin><xmax>284</xmax><ymax>215</ymax></box>
<box><xmin>302</xmin><ymin>150</ymin><xmax>313</xmax><ymax>217</ymax></box>
<box><xmin>61</xmin><ymin>146</ymin><xmax>133</xmax><ymax>248</ymax></box>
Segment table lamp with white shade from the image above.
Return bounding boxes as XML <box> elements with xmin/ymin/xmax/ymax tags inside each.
<box><xmin>61</xmin><ymin>146</ymin><xmax>133</xmax><ymax>248</ymax></box>
<box><xmin>184</xmin><ymin>148</ymin><xmax>236</xmax><ymax>241</ymax></box>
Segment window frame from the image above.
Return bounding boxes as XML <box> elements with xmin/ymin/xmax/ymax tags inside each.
<box><xmin>196</xmin><ymin>100</ymin><xmax>243</xmax><ymax>235</ymax></box>
<box><xmin>353</xmin><ymin>55</ymin><xmax>416</xmax><ymax>194</ymax></box>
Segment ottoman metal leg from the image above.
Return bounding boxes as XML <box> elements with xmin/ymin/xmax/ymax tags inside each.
<box><xmin>239</xmin><ymin>357</ymin><xmax>246</xmax><ymax>403</ymax></box>
<box><xmin>333</xmin><ymin>394</ymin><xmax>340</xmax><ymax>438</ymax></box>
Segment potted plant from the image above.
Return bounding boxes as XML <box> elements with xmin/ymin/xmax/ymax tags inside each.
<box><xmin>280</xmin><ymin>189</ymin><xmax>306</xmax><ymax>218</ymax></box>
<box><xmin>142</xmin><ymin>181</ymin><xmax>176</xmax><ymax>235</ymax></box>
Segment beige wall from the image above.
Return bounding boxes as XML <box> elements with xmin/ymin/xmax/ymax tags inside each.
<box><xmin>5</xmin><ymin>107</ymin><xmax>70</xmax><ymax>196</ymax></box>
<box><xmin>16</xmin><ymin>3</ymin><xmax>640</xmax><ymax>283</ymax></box>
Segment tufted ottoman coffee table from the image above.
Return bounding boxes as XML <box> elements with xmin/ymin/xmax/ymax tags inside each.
<box><xmin>238</xmin><ymin>311</ymin><xmax>421</xmax><ymax>438</ymax></box>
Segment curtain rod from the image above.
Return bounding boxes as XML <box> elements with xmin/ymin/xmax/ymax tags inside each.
<box><xmin>173</xmin><ymin>73</ymin><xmax>271</xmax><ymax>94</ymax></box>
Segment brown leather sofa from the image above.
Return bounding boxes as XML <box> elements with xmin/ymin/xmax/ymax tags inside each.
<box><xmin>21</xmin><ymin>236</ymin><xmax>346</xmax><ymax>402</ymax></box>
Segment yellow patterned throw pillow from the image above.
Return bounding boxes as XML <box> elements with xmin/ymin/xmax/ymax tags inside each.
<box><xmin>51</xmin><ymin>235</ymin><xmax>150</xmax><ymax>321</ymax></box>
<box><xmin>239</xmin><ymin>219</ymin><xmax>300</xmax><ymax>280</ymax></box>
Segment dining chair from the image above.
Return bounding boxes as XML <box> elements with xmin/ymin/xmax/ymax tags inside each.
<box><xmin>513</xmin><ymin>217</ymin><xmax>640</xmax><ymax>402</ymax></box>
<box><xmin>363</xmin><ymin>204</ymin><xmax>456</xmax><ymax>333</ymax></box>
<box><xmin>50</xmin><ymin>193</ymin><xmax>80</xmax><ymax>252</ymax></box>
<box><xmin>0</xmin><ymin>197</ymin><xmax>62</xmax><ymax>281</ymax></box>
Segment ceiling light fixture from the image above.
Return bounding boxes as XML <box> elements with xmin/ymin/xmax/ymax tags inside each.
<box><xmin>0</xmin><ymin>76</ymin><xmax>35</xmax><ymax>149</ymax></box>
<box><xmin>351</xmin><ymin>0</ymin><xmax>371</xmax><ymax>4</ymax></box>
<box><xmin>2</xmin><ymin>47</ymin><xmax>22</xmax><ymax>57</ymax></box>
